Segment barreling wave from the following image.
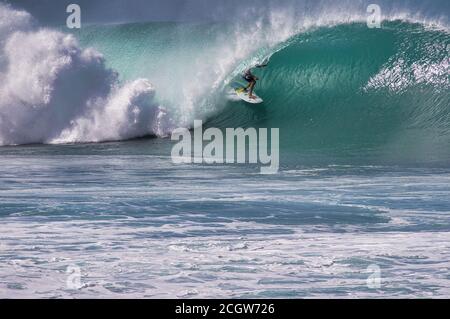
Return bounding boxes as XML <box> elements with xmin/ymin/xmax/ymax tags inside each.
<box><xmin>210</xmin><ymin>21</ymin><xmax>450</xmax><ymax>158</ymax></box>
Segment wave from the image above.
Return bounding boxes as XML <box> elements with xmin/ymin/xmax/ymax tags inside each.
<box><xmin>211</xmin><ymin>21</ymin><xmax>450</xmax><ymax>157</ymax></box>
<box><xmin>0</xmin><ymin>1</ymin><xmax>449</xmax><ymax>161</ymax></box>
<box><xmin>0</xmin><ymin>4</ymin><xmax>168</xmax><ymax>146</ymax></box>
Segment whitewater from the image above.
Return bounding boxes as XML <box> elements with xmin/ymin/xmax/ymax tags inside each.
<box><xmin>0</xmin><ymin>1</ymin><xmax>450</xmax><ymax>298</ymax></box>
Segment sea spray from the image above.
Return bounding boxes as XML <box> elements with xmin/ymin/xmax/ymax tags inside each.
<box><xmin>0</xmin><ymin>4</ymin><xmax>163</xmax><ymax>146</ymax></box>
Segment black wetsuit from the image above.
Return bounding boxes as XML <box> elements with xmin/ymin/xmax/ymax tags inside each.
<box><xmin>243</xmin><ymin>69</ymin><xmax>256</xmax><ymax>82</ymax></box>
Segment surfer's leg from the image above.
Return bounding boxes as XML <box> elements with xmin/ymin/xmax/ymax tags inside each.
<box><xmin>243</xmin><ymin>77</ymin><xmax>252</xmax><ymax>91</ymax></box>
<box><xmin>249</xmin><ymin>80</ymin><xmax>256</xmax><ymax>98</ymax></box>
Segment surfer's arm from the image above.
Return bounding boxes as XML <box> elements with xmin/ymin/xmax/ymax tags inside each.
<box><xmin>256</xmin><ymin>59</ymin><xmax>269</xmax><ymax>68</ymax></box>
<box><xmin>245</xmin><ymin>62</ymin><xmax>267</xmax><ymax>75</ymax></box>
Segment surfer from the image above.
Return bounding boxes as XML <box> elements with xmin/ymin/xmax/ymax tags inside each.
<box><xmin>243</xmin><ymin>62</ymin><xmax>268</xmax><ymax>99</ymax></box>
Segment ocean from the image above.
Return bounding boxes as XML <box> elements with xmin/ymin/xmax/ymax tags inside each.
<box><xmin>0</xmin><ymin>1</ymin><xmax>449</xmax><ymax>298</ymax></box>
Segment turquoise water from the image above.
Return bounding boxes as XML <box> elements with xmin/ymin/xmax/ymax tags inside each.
<box><xmin>1</xmin><ymin>15</ymin><xmax>450</xmax><ymax>297</ymax></box>
<box><xmin>73</xmin><ymin>21</ymin><xmax>450</xmax><ymax>164</ymax></box>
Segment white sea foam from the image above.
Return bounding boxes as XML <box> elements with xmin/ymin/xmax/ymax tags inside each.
<box><xmin>0</xmin><ymin>4</ymin><xmax>166</xmax><ymax>146</ymax></box>
<box><xmin>1</xmin><ymin>217</ymin><xmax>449</xmax><ymax>298</ymax></box>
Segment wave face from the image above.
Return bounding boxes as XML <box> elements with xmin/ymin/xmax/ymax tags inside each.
<box><xmin>1</xmin><ymin>1</ymin><xmax>449</xmax><ymax>164</ymax></box>
<box><xmin>211</xmin><ymin>22</ymin><xmax>450</xmax><ymax>162</ymax></box>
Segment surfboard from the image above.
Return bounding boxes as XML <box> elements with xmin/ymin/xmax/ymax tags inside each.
<box><xmin>234</xmin><ymin>87</ymin><xmax>263</xmax><ymax>104</ymax></box>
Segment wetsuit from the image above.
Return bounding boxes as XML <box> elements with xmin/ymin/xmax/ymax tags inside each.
<box><xmin>243</xmin><ymin>68</ymin><xmax>256</xmax><ymax>83</ymax></box>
